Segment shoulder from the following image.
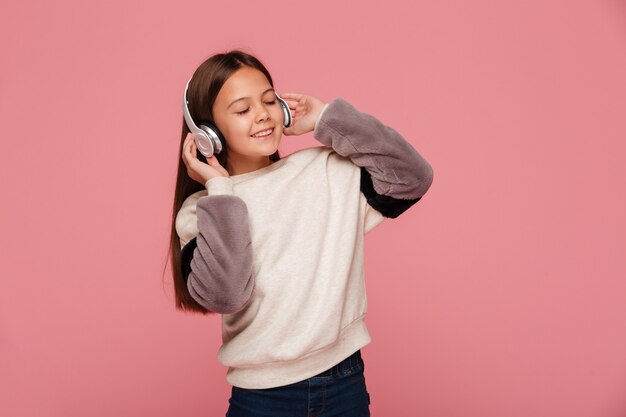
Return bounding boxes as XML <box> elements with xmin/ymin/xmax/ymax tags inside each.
<box><xmin>182</xmin><ymin>189</ymin><xmax>207</xmax><ymax>207</ymax></box>
<box><xmin>278</xmin><ymin>146</ymin><xmax>354</xmax><ymax>176</ymax></box>
<box><xmin>285</xmin><ymin>145</ymin><xmax>332</xmax><ymax>162</ymax></box>
<box><xmin>291</xmin><ymin>146</ymin><xmax>354</xmax><ymax>170</ymax></box>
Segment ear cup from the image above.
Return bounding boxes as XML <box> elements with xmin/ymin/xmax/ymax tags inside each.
<box><xmin>195</xmin><ymin>122</ymin><xmax>224</xmax><ymax>158</ymax></box>
<box><xmin>275</xmin><ymin>94</ymin><xmax>292</xmax><ymax>127</ymax></box>
<box><xmin>192</xmin><ymin>129</ymin><xmax>214</xmax><ymax>158</ymax></box>
<box><xmin>183</xmin><ymin>77</ymin><xmax>224</xmax><ymax>159</ymax></box>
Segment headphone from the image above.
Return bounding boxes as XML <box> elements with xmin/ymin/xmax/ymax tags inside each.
<box><xmin>182</xmin><ymin>77</ymin><xmax>293</xmax><ymax>158</ymax></box>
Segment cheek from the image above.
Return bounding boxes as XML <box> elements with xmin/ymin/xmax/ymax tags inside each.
<box><xmin>228</xmin><ymin>117</ymin><xmax>253</xmax><ymax>136</ymax></box>
<box><xmin>272</xmin><ymin>106</ymin><xmax>285</xmax><ymax>125</ymax></box>
<box><xmin>219</xmin><ymin>120</ymin><xmax>248</xmax><ymax>146</ymax></box>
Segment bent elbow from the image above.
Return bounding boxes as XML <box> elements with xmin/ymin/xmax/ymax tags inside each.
<box><xmin>217</xmin><ymin>293</ymin><xmax>254</xmax><ymax>314</ymax></box>
<box><xmin>416</xmin><ymin>162</ymin><xmax>434</xmax><ymax>197</ymax></box>
<box><xmin>401</xmin><ymin>160</ymin><xmax>433</xmax><ymax>200</ymax></box>
<box><xmin>186</xmin><ymin>272</ymin><xmax>255</xmax><ymax>314</ymax></box>
<box><xmin>211</xmin><ymin>287</ymin><xmax>254</xmax><ymax>314</ymax></box>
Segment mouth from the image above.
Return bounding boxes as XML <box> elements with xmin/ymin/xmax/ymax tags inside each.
<box><xmin>250</xmin><ymin>127</ymin><xmax>275</xmax><ymax>140</ymax></box>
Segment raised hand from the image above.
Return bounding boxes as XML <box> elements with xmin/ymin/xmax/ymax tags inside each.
<box><xmin>181</xmin><ymin>133</ymin><xmax>230</xmax><ymax>184</ymax></box>
<box><xmin>279</xmin><ymin>93</ymin><xmax>327</xmax><ymax>136</ymax></box>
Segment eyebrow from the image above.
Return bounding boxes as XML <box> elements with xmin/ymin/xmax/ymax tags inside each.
<box><xmin>227</xmin><ymin>88</ymin><xmax>275</xmax><ymax>109</ymax></box>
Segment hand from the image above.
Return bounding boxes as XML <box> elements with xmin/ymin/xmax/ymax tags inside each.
<box><xmin>279</xmin><ymin>93</ymin><xmax>327</xmax><ymax>136</ymax></box>
<box><xmin>181</xmin><ymin>133</ymin><xmax>230</xmax><ymax>185</ymax></box>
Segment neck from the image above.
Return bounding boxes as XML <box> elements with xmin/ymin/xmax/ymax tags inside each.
<box><xmin>228</xmin><ymin>155</ymin><xmax>272</xmax><ymax>176</ymax></box>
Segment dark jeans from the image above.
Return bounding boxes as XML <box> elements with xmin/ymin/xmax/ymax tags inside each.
<box><xmin>225</xmin><ymin>349</ymin><xmax>371</xmax><ymax>417</ymax></box>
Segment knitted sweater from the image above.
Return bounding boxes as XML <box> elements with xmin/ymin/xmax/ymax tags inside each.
<box><xmin>175</xmin><ymin>97</ymin><xmax>433</xmax><ymax>389</ymax></box>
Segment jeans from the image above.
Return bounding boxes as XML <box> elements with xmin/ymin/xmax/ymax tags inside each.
<box><xmin>225</xmin><ymin>349</ymin><xmax>371</xmax><ymax>417</ymax></box>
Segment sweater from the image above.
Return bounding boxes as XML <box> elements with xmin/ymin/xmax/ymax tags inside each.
<box><xmin>175</xmin><ymin>97</ymin><xmax>433</xmax><ymax>389</ymax></box>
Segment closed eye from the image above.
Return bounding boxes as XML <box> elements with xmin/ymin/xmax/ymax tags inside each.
<box><xmin>236</xmin><ymin>101</ymin><xmax>276</xmax><ymax>116</ymax></box>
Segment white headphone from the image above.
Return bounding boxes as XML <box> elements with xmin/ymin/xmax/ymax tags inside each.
<box><xmin>182</xmin><ymin>77</ymin><xmax>293</xmax><ymax>158</ymax></box>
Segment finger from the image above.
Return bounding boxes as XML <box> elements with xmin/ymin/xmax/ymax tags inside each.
<box><xmin>181</xmin><ymin>144</ymin><xmax>189</xmax><ymax>165</ymax></box>
<box><xmin>284</xmin><ymin>99</ymin><xmax>299</xmax><ymax>109</ymax></box>
<box><xmin>283</xmin><ymin>93</ymin><xmax>305</xmax><ymax>103</ymax></box>
<box><xmin>182</xmin><ymin>137</ymin><xmax>190</xmax><ymax>159</ymax></box>
<box><xmin>185</xmin><ymin>140</ymin><xmax>194</xmax><ymax>159</ymax></box>
<box><xmin>186</xmin><ymin>138</ymin><xmax>194</xmax><ymax>157</ymax></box>
<box><xmin>280</xmin><ymin>93</ymin><xmax>303</xmax><ymax>100</ymax></box>
<box><xmin>185</xmin><ymin>133</ymin><xmax>194</xmax><ymax>147</ymax></box>
<box><xmin>206</xmin><ymin>155</ymin><xmax>220</xmax><ymax>167</ymax></box>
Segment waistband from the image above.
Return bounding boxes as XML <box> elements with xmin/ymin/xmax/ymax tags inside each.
<box><xmin>311</xmin><ymin>349</ymin><xmax>363</xmax><ymax>378</ymax></box>
<box><xmin>224</xmin><ymin>317</ymin><xmax>372</xmax><ymax>389</ymax></box>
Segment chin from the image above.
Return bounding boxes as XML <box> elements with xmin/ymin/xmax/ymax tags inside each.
<box><xmin>265</xmin><ymin>145</ymin><xmax>280</xmax><ymax>156</ymax></box>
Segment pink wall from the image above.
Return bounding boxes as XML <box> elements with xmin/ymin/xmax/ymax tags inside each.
<box><xmin>1</xmin><ymin>0</ymin><xmax>625</xmax><ymax>416</ymax></box>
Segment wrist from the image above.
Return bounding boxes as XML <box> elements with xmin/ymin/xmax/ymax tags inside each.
<box><xmin>314</xmin><ymin>103</ymin><xmax>330</xmax><ymax>131</ymax></box>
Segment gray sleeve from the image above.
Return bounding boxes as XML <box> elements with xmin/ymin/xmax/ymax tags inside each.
<box><xmin>183</xmin><ymin>181</ymin><xmax>255</xmax><ymax>314</ymax></box>
<box><xmin>313</xmin><ymin>98</ymin><xmax>433</xmax><ymax>217</ymax></box>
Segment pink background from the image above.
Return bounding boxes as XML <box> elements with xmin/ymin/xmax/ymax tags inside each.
<box><xmin>2</xmin><ymin>0</ymin><xmax>626</xmax><ymax>416</ymax></box>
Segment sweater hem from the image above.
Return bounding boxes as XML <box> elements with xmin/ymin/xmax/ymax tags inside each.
<box><xmin>225</xmin><ymin>316</ymin><xmax>372</xmax><ymax>389</ymax></box>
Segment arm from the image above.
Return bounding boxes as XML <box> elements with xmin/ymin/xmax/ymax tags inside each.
<box><xmin>313</xmin><ymin>98</ymin><xmax>434</xmax><ymax>218</ymax></box>
<box><xmin>175</xmin><ymin>176</ymin><xmax>255</xmax><ymax>314</ymax></box>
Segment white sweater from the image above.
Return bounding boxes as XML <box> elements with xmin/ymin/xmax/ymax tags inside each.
<box><xmin>175</xmin><ymin>97</ymin><xmax>433</xmax><ymax>389</ymax></box>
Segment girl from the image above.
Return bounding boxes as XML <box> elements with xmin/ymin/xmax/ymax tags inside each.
<box><xmin>168</xmin><ymin>49</ymin><xmax>433</xmax><ymax>417</ymax></box>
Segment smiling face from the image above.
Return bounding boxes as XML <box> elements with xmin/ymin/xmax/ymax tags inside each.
<box><xmin>212</xmin><ymin>66</ymin><xmax>284</xmax><ymax>174</ymax></box>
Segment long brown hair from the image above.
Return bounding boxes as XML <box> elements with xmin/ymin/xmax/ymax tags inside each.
<box><xmin>164</xmin><ymin>49</ymin><xmax>281</xmax><ymax>314</ymax></box>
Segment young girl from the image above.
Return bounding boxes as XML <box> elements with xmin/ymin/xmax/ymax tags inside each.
<box><xmin>169</xmin><ymin>49</ymin><xmax>433</xmax><ymax>417</ymax></box>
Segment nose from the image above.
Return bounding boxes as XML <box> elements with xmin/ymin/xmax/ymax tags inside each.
<box><xmin>255</xmin><ymin>106</ymin><xmax>271</xmax><ymax>123</ymax></box>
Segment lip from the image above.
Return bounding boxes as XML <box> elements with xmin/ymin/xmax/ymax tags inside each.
<box><xmin>251</xmin><ymin>127</ymin><xmax>275</xmax><ymax>136</ymax></box>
